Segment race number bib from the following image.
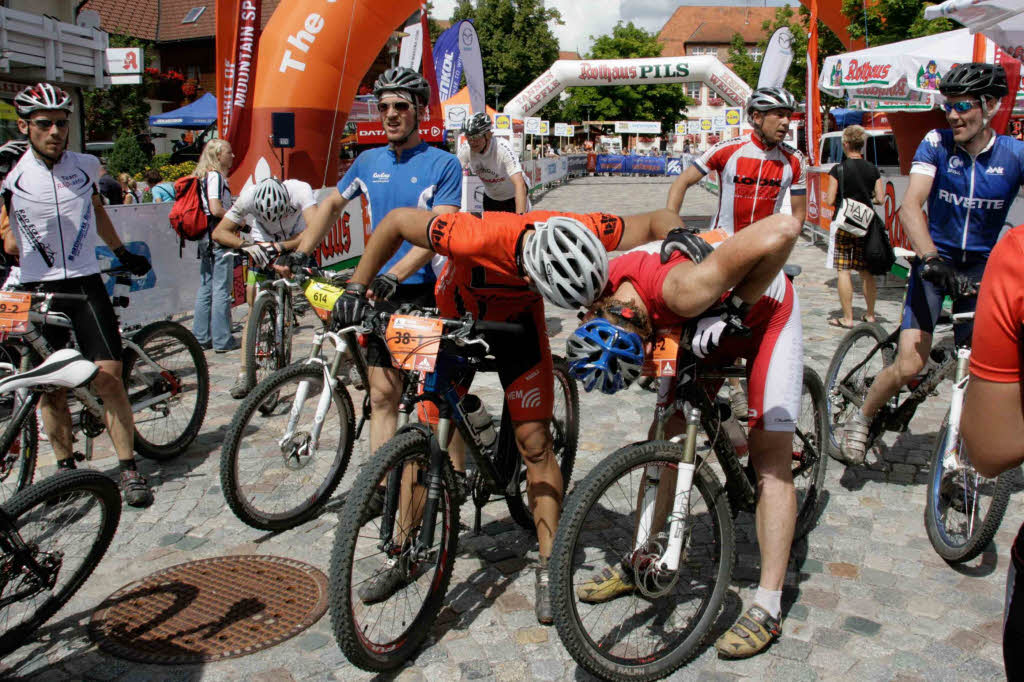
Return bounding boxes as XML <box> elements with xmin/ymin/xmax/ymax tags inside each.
<box><xmin>386</xmin><ymin>315</ymin><xmax>444</xmax><ymax>372</ymax></box>
<box><xmin>0</xmin><ymin>292</ymin><xmax>30</xmax><ymax>334</ymax></box>
<box><xmin>642</xmin><ymin>327</ymin><xmax>681</xmax><ymax>377</ymax></box>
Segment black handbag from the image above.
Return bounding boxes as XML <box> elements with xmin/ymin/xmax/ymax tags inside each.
<box><xmin>863</xmin><ymin>212</ymin><xmax>895</xmax><ymax>276</ymax></box>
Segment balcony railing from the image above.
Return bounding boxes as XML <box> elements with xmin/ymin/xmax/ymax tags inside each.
<box><xmin>0</xmin><ymin>6</ymin><xmax>108</xmax><ymax>87</ymax></box>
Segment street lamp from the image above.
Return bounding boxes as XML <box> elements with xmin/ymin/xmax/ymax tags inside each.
<box><xmin>489</xmin><ymin>85</ymin><xmax>504</xmax><ymax>112</ymax></box>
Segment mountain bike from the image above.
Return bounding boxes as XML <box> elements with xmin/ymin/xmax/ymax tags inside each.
<box><xmin>244</xmin><ymin>273</ymin><xmax>301</xmax><ymax>394</ymax></box>
<box><xmin>220</xmin><ymin>268</ymin><xmax>369</xmax><ymax>531</ymax></box>
<box><xmin>0</xmin><ymin>353</ymin><xmax>121</xmax><ymax>656</ymax></box>
<box><xmin>328</xmin><ymin>304</ymin><xmax>578</xmax><ymax>672</ymax></box>
<box><xmin>548</xmin><ymin>327</ymin><xmax>826</xmax><ymax>681</ymax></box>
<box><xmin>823</xmin><ymin>263</ymin><xmax>1010</xmax><ymax>563</ymax></box>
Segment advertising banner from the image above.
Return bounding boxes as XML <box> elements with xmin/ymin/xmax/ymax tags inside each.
<box><xmin>107</xmin><ymin>48</ymin><xmax>143</xmax><ymax>85</ymax></box>
<box><xmin>524</xmin><ymin>117</ymin><xmax>541</xmax><ymax>134</ymax></box>
<box><xmin>215</xmin><ymin>0</ymin><xmax>261</xmax><ymax>157</ymax></box>
<box><xmin>567</xmin><ymin>154</ymin><xmax>588</xmax><ymax>175</ymax></box>
<box><xmin>713</xmin><ymin>115</ymin><xmax>726</xmax><ymax>130</ymax></box>
<box><xmin>458</xmin><ymin>20</ymin><xmax>487</xmax><ymax>114</ymax></box>
<box><xmin>614</xmin><ymin>121</ymin><xmax>661</xmax><ymax>134</ymax></box>
<box><xmin>757</xmin><ymin>26</ymin><xmax>794</xmax><ymax>89</ymax></box>
<box><xmin>564</xmin><ymin>125</ymin><xmax>575</xmax><ymax>137</ymax></box>
<box><xmin>666</xmin><ymin>157</ymin><xmax>683</xmax><ymax>176</ymax></box>
<box><xmin>357</xmin><ymin>121</ymin><xmax>444</xmax><ymax>143</ymax></box>
<box><xmin>538</xmin><ymin>121</ymin><xmax>549</xmax><ymax>135</ymax></box>
<box><xmin>398</xmin><ymin>19</ymin><xmax>423</xmax><ymax>71</ymax></box>
<box><xmin>631</xmin><ymin>156</ymin><xmax>666</xmax><ymax>175</ymax></box>
<box><xmin>700</xmin><ymin>119</ymin><xmax>713</xmax><ymax>132</ymax></box>
<box><xmin>494</xmin><ymin>114</ymin><xmax>512</xmax><ymax>132</ymax></box>
<box><xmin>444</xmin><ymin>104</ymin><xmax>470</xmax><ymax>131</ymax></box>
<box><xmin>432</xmin><ymin>22</ymin><xmax>465</xmax><ymax>103</ymax></box>
<box><xmin>553</xmin><ymin>122</ymin><xmax>569</xmax><ymax>137</ymax></box>
<box><xmin>687</xmin><ymin>120</ymin><xmax>700</xmax><ymax>134</ymax></box>
<box><xmin>724</xmin><ymin>107</ymin><xmax>742</xmax><ymax>127</ymax></box>
<box><xmin>675</xmin><ymin>122</ymin><xmax>686</xmax><ymax>135</ymax></box>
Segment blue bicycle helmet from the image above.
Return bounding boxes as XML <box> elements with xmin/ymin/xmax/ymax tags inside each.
<box><xmin>566</xmin><ymin>318</ymin><xmax>644</xmax><ymax>394</ymax></box>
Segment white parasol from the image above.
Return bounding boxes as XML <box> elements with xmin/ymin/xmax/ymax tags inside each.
<box><xmin>924</xmin><ymin>0</ymin><xmax>1024</xmax><ymax>59</ymax></box>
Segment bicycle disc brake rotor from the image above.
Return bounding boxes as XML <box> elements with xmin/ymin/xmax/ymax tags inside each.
<box><xmin>280</xmin><ymin>431</ymin><xmax>313</xmax><ymax>470</ymax></box>
<box><xmin>632</xmin><ymin>535</ymin><xmax>682</xmax><ymax>599</ymax></box>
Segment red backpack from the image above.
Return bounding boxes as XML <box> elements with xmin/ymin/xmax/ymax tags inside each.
<box><xmin>168</xmin><ymin>176</ymin><xmax>211</xmax><ymax>247</ymax></box>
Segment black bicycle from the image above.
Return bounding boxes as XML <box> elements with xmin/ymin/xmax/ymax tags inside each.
<box><xmin>328</xmin><ymin>304</ymin><xmax>578</xmax><ymax>672</ymax></box>
<box><xmin>549</xmin><ymin>326</ymin><xmax>826</xmax><ymax>681</ymax></box>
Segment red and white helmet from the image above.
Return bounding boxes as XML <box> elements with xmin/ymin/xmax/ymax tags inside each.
<box><xmin>14</xmin><ymin>83</ymin><xmax>72</xmax><ymax>118</ymax></box>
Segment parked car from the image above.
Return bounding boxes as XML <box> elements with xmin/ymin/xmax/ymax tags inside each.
<box><xmin>819</xmin><ymin>128</ymin><xmax>900</xmax><ymax>175</ymax></box>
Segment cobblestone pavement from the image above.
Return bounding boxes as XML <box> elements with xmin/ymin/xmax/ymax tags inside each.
<box><xmin>3</xmin><ymin>176</ymin><xmax>1019</xmax><ymax>681</ymax></box>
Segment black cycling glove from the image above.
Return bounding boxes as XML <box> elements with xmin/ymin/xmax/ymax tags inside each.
<box><xmin>660</xmin><ymin>226</ymin><xmax>714</xmax><ymax>264</ymax></box>
<box><xmin>920</xmin><ymin>255</ymin><xmax>958</xmax><ymax>294</ymax></box>
<box><xmin>282</xmin><ymin>250</ymin><xmax>317</xmax><ymax>272</ymax></box>
<box><xmin>331</xmin><ymin>282</ymin><xmax>368</xmax><ymax>330</ymax></box>
<box><xmin>370</xmin><ymin>273</ymin><xmax>400</xmax><ymax>301</ymax></box>
<box><xmin>114</xmin><ymin>246</ymin><xmax>151</xmax><ymax>277</ymax></box>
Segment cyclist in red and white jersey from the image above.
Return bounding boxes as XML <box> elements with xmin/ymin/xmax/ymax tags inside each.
<box><xmin>666</xmin><ymin>87</ymin><xmax>807</xmax><ymax>234</ymax></box>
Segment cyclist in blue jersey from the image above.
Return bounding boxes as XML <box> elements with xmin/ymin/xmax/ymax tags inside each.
<box><xmin>291</xmin><ymin>67</ymin><xmax>461</xmax><ymax>456</ymax></box>
<box><xmin>841</xmin><ymin>63</ymin><xmax>1024</xmax><ymax>464</ymax></box>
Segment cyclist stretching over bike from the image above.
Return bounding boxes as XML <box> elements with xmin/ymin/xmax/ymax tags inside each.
<box><xmin>1</xmin><ymin>83</ymin><xmax>153</xmax><ymax>507</ymax></box>
<box><xmin>212</xmin><ymin>177</ymin><xmax>319</xmax><ymax>398</ymax></box>
<box><xmin>566</xmin><ymin>211</ymin><xmax>802</xmax><ymax>659</ymax></box>
<box><xmin>331</xmin><ymin>206</ymin><xmax>685</xmax><ymax>624</ymax></box>
<box><xmin>840</xmin><ymin>63</ymin><xmax>1024</xmax><ymax>465</ymax></box>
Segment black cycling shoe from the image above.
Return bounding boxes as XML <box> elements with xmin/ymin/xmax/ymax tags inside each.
<box><xmin>230</xmin><ymin>374</ymin><xmax>252</xmax><ymax>400</ymax></box>
<box><xmin>358</xmin><ymin>556</ymin><xmax>417</xmax><ymax>605</ymax></box>
<box><xmin>535</xmin><ymin>562</ymin><xmax>553</xmax><ymax>625</ymax></box>
<box><xmin>119</xmin><ymin>469</ymin><xmax>154</xmax><ymax>508</ymax></box>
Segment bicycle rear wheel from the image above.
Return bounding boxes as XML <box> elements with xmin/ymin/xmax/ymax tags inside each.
<box><xmin>221</xmin><ymin>362</ymin><xmax>355</xmax><ymax>531</ymax></box>
<box><xmin>924</xmin><ymin>410</ymin><xmax>1013</xmax><ymax>564</ymax></box>
<box><xmin>330</xmin><ymin>428</ymin><xmax>459</xmax><ymax>672</ymax></box>
<box><xmin>550</xmin><ymin>440</ymin><xmax>734</xmax><ymax>681</ymax></box>
<box><xmin>505</xmin><ymin>356</ymin><xmax>579</xmax><ymax>530</ymax></box>
<box><xmin>0</xmin><ymin>360</ymin><xmax>37</xmax><ymax>505</ymax></box>
<box><xmin>123</xmin><ymin>321</ymin><xmax>209</xmax><ymax>460</ymax></box>
<box><xmin>0</xmin><ymin>469</ymin><xmax>120</xmax><ymax>656</ymax></box>
<box><xmin>245</xmin><ymin>294</ymin><xmax>291</xmax><ymax>406</ymax></box>
<box><xmin>793</xmin><ymin>368</ymin><xmax>828</xmax><ymax>540</ymax></box>
<box><xmin>823</xmin><ymin>322</ymin><xmax>892</xmax><ymax>458</ymax></box>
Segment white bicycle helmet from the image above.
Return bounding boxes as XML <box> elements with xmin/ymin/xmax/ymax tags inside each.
<box><xmin>14</xmin><ymin>83</ymin><xmax>72</xmax><ymax>118</ymax></box>
<box><xmin>462</xmin><ymin>112</ymin><xmax>492</xmax><ymax>137</ymax></box>
<box><xmin>253</xmin><ymin>178</ymin><xmax>290</xmax><ymax>223</ymax></box>
<box><xmin>745</xmin><ymin>87</ymin><xmax>797</xmax><ymax>120</ymax></box>
<box><xmin>522</xmin><ymin>216</ymin><xmax>608</xmax><ymax>309</ymax></box>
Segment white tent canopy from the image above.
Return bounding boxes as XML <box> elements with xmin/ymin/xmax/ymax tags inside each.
<box><xmin>925</xmin><ymin>0</ymin><xmax>1024</xmax><ymax>58</ymax></box>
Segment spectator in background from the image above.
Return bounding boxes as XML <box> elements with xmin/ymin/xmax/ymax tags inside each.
<box><xmin>138</xmin><ymin>134</ymin><xmax>155</xmax><ymax>159</ymax></box>
<box><xmin>191</xmin><ymin>139</ymin><xmax>237</xmax><ymax>353</ymax></box>
<box><xmin>97</xmin><ymin>164</ymin><xmax>122</xmax><ymax>205</ymax></box>
<box><xmin>146</xmin><ymin>169</ymin><xmax>174</xmax><ymax>203</ymax></box>
<box><xmin>824</xmin><ymin>124</ymin><xmax>884</xmax><ymax>328</ymax></box>
<box><xmin>173</xmin><ymin>134</ymin><xmax>188</xmax><ymax>152</ymax></box>
<box><xmin>118</xmin><ymin>173</ymin><xmax>140</xmax><ymax>204</ymax></box>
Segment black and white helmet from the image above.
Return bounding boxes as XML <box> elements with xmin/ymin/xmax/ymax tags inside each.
<box><xmin>462</xmin><ymin>112</ymin><xmax>492</xmax><ymax>137</ymax></box>
<box><xmin>253</xmin><ymin>178</ymin><xmax>290</xmax><ymax>223</ymax></box>
<box><xmin>939</xmin><ymin>62</ymin><xmax>1008</xmax><ymax>99</ymax></box>
<box><xmin>373</xmin><ymin>67</ymin><xmax>431</xmax><ymax>107</ymax></box>
<box><xmin>745</xmin><ymin>87</ymin><xmax>797</xmax><ymax>119</ymax></box>
<box><xmin>522</xmin><ymin>216</ymin><xmax>608</xmax><ymax>309</ymax></box>
<box><xmin>14</xmin><ymin>83</ymin><xmax>72</xmax><ymax>118</ymax></box>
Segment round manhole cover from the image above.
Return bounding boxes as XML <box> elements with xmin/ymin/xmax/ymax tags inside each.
<box><xmin>89</xmin><ymin>555</ymin><xmax>328</xmax><ymax>664</ymax></box>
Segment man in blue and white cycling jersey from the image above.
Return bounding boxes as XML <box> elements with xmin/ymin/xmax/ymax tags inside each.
<box><xmin>841</xmin><ymin>62</ymin><xmax>1024</xmax><ymax>464</ymax></box>
<box><xmin>290</xmin><ymin>67</ymin><xmax>461</xmax><ymax>458</ymax></box>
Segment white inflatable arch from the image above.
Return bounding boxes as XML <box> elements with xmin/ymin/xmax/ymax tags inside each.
<box><xmin>503</xmin><ymin>56</ymin><xmax>753</xmax><ymax>119</ymax></box>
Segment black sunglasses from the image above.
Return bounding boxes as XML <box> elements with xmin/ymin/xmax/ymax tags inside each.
<box><xmin>377</xmin><ymin>101</ymin><xmax>412</xmax><ymax>113</ymax></box>
<box><xmin>28</xmin><ymin>118</ymin><xmax>69</xmax><ymax>130</ymax></box>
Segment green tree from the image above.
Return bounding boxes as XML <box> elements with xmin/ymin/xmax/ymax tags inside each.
<box><xmin>841</xmin><ymin>0</ymin><xmax>956</xmax><ymax>45</ymax></box>
<box><xmin>449</xmin><ymin>0</ymin><xmax>562</xmax><ymax>109</ymax></box>
<box><xmin>82</xmin><ymin>34</ymin><xmax>155</xmax><ymax>141</ymax></box>
<box><xmin>558</xmin><ymin>22</ymin><xmax>692</xmax><ymax>128</ymax></box>
<box><xmin>106</xmin><ymin>133</ymin><xmax>148</xmax><ymax>177</ymax></box>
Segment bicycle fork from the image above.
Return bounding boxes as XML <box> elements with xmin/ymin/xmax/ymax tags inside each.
<box><xmin>941</xmin><ymin>348</ymin><xmax>971</xmax><ymax>472</ymax></box>
<box><xmin>280</xmin><ymin>338</ymin><xmax>349</xmax><ymax>456</ymax></box>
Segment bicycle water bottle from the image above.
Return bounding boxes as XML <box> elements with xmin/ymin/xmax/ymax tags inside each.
<box><xmin>460</xmin><ymin>394</ymin><xmax>497</xmax><ymax>449</ymax></box>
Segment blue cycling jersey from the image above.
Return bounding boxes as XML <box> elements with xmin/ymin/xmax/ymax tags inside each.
<box><xmin>339</xmin><ymin>143</ymin><xmax>462</xmax><ymax>285</ymax></box>
<box><xmin>911</xmin><ymin>129</ymin><xmax>1024</xmax><ymax>259</ymax></box>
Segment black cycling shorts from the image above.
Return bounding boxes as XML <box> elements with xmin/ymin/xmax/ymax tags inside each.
<box><xmin>23</xmin><ymin>274</ymin><xmax>122</xmax><ymax>362</ymax></box>
<box><xmin>482</xmin><ymin>194</ymin><xmax>517</xmax><ymax>213</ymax></box>
<box><xmin>366</xmin><ymin>282</ymin><xmax>436</xmax><ymax>369</ymax></box>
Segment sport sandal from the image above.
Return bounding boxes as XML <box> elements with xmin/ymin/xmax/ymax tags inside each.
<box><xmin>576</xmin><ymin>566</ymin><xmax>637</xmax><ymax>604</ymax></box>
<box><xmin>715</xmin><ymin>604</ymin><xmax>781</xmax><ymax>659</ymax></box>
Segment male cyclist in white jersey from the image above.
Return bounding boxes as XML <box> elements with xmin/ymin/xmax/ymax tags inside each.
<box><xmin>212</xmin><ymin>177</ymin><xmax>319</xmax><ymax>398</ymax></box>
<box><xmin>457</xmin><ymin>112</ymin><xmax>530</xmax><ymax>213</ymax></box>
<box><xmin>2</xmin><ymin>83</ymin><xmax>154</xmax><ymax>507</ymax></box>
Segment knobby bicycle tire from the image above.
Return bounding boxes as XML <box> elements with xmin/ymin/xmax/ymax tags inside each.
<box><xmin>550</xmin><ymin>440</ymin><xmax>734</xmax><ymax>681</ymax></box>
<box><xmin>794</xmin><ymin>368</ymin><xmax>828</xmax><ymax>540</ymax></box>
<box><xmin>924</xmin><ymin>411</ymin><xmax>1014</xmax><ymax>564</ymax></box>
<box><xmin>329</xmin><ymin>429</ymin><xmax>459</xmax><ymax>672</ymax></box>
<box><xmin>823</xmin><ymin>322</ymin><xmax>892</xmax><ymax>458</ymax></box>
<box><xmin>245</xmin><ymin>294</ymin><xmax>291</xmax><ymax>403</ymax></box>
<box><xmin>123</xmin><ymin>321</ymin><xmax>209</xmax><ymax>460</ymax></box>
<box><xmin>505</xmin><ymin>356</ymin><xmax>580</xmax><ymax>531</ymax></box>
<box><xmin>0</xmin><ymin>388</ymin><xmax>38</xmax><ymax>506</ymax></box>
<box><xmin>0</xmin><ymin>469</ymin><xmax>120</xmax><ymax>656</ymax></box>
<box><xmin>221</xmin><ymin>362</ymin><xmax>355</xmax><ymax>531</ymax></box>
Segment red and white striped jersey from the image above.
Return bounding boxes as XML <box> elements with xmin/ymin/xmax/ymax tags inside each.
<box><xmin>694</xmin><ymin>133</ymin><xmax>806</xmax><ymax>235</ymax></box>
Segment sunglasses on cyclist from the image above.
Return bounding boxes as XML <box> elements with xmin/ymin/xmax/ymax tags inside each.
<box><xmin>27</xmin><ymin>118</ymin><xmax>69</xmax><ymax>130</ymax></box>
<box><xmin>942</xmin><ymin>100</ymin><xmax>980</xmax><ymax>114</ymax></box>
<box><xmin>377</xmin><ymin>101</ymin><xmax>412</xmax><ymax>114</ymax></box>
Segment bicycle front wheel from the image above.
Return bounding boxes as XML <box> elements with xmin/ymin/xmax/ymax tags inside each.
<box><xmin>220</xmin><ymin>362</ymin><xmax>355</xmax><ymax>531</ymax></box>
<box><xmin>123</xmin><ymin>321</ymin><xmax>210</xmax><ymax>460</ymax></box>
<box><xmin>330</xmin><ymin>428</ymin><xmax>459</xmax><ymax>672</ymax></box>
<box><xmin>0</xmin><ymin>374</ymin><xmax>37</xmax><ymax>505</ymax></box>
<box><xmin>793</xmin><ymin>368</ymin><xmax>828</xmax><ymax>540</ymax></box>
<box><xmin>0</xmin><ymin>469</ymin><xmax>120</xmax><ymax>656</ymax></box>
<box><xmin>245</xmin><ymin>293</ymin><xmax>290</xmax><ymax>399</ymax></box>
<box><xmin>550</xmin><ymin>440</ymin><xmax>734</xmax><ymax>681</ymax></box>
<box><xmin>823</xmin><ymin>322</ymin><xmax>892</xmax><ymax>458</ymax></box>
<box><xmin>924</xmin><ymin>411</ymin><xmax>1013</xmax><ymax>564</ymax></box>
<box><xmin>506</xmin><ymin>355</ymin><xmax>580</xmax><ymax>530</ymax></box>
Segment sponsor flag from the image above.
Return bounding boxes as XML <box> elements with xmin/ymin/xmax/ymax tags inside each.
<box><xmin>419</xmin><ymin>5</ymin><xmax>442</xmax><ymax>122</ymax></box>
<box><xmin>432</xmin><ymin>22</ymin><xmax>464</xmax><ymax>102</ymax></box>
<box><xmin>459</xmin><ymin>21</ymin><xmax>487</xmax><ymax>114</ymax></box>
<box><xmin>399</xmin><ymin>14</ymin><xmax>423</xmax><ymax>70</ymax></box>
<box><xmin>806</xmin><ymin>0</ymin><xmax>822</xmax><ymax>165</ymax></box>
<box><xmin>758</xmin><ymin>27</ymin><xmax>794</xmax><ymax>89</ymax></box>
<box><xmin>215</xmin><ymin>0</ymin><xmax>261</xmax><ymax>162</ymax></box>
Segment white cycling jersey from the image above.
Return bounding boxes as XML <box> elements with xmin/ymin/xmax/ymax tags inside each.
<box><xmin>225</xmin><ymin>179</ymin><xmax>315</xmax><ymax>243</ymax></box>
<box><xmin>457</xmin><ymin>136</ymin><xmax>523</xmax><ymax>201</ymax></box>
<box><xmin>2</xmin><ymin>150</ymin><xmax>102</xmax><ymax>283</ymax></box>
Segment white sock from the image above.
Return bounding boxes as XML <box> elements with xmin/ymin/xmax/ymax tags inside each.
<box><xmin>754</xmin><ymin>587</ymin><xmax>782</xmax><ymax>620</ymax></box>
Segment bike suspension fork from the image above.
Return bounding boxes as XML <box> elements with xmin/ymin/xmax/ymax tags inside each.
<box><xmin>942</xmin><ymin>348</ymin><xmax>972</xmax><ymax>470</ymax></box>
<box><xmin>415</xmin><ymin>417</ymin><xmax>451</xmax><ymax>554</ymax></box>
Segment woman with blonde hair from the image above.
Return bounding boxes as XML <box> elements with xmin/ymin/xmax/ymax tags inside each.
<box><xmin>118</xmin><ymin>172</ymin><xmax>139</xmax><ymax>204</ymax></box>
<box><xmin>825</xmin><ymin>124</ymin><xmax>885</xmax><ymax>328</ymax></box>
<box><xmin>191</xmin><ymin>138</ymin><xmax>238</xmax><ymax>352</ymax></box>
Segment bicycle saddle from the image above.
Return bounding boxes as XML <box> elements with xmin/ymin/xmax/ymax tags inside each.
<box><xmin>0</xmin><ymin>349</ymin><xmax>99</xmax><ymax>394</ymax></box>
